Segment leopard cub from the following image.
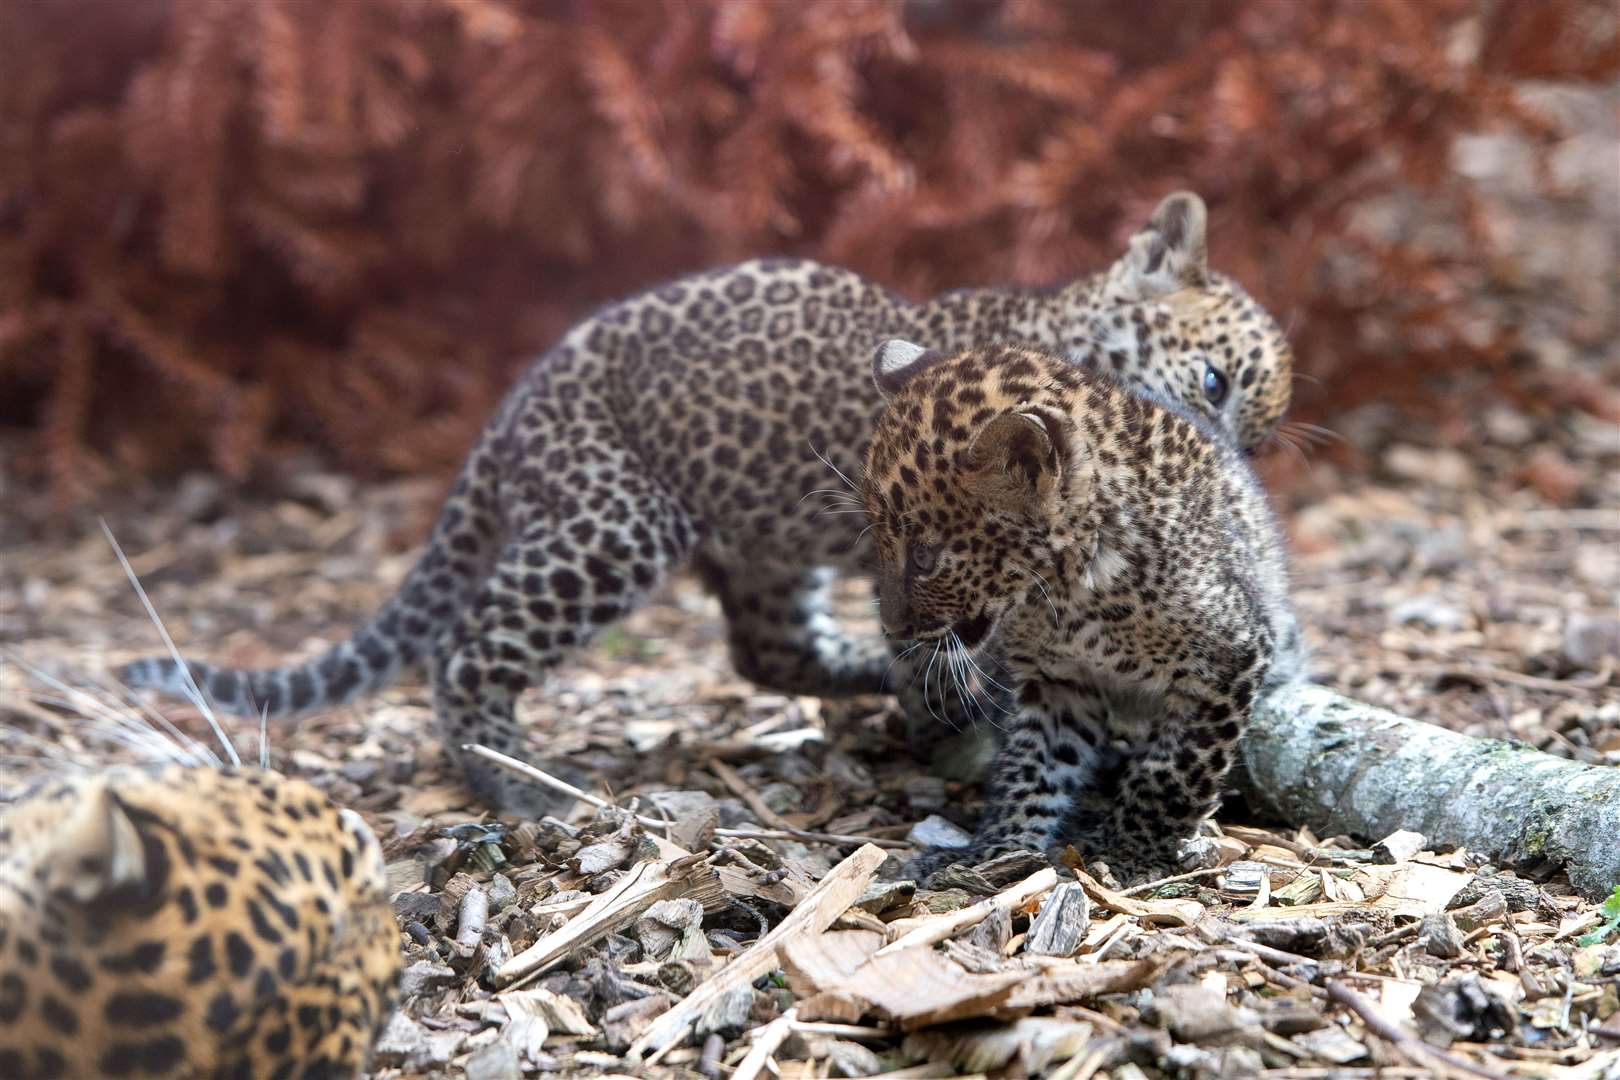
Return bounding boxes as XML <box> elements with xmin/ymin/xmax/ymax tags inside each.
<box><xmin>863</xmin><ymin>339</ymin><xmax>1299</xmax><ymax>884</ymax></box>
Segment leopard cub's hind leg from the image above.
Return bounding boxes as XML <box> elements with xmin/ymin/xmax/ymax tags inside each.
<box><xmin>434</xmin><ymin>467</ymin><xmax>696</xmax><ymax>816</ymax></box>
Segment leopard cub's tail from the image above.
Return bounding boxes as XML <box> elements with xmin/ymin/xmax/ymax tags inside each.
<box><xmin>118</xmin><ymin>614</ymin><xmax>421</xmax><ymax>719</ymax></box>
<box><xmin>120</xmin><ymin>458</ymin><xmax>500</xmax><ymax>718</ymax></box>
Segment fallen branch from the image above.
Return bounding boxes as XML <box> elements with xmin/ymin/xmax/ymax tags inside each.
<box><xmin>1238</xmin><ymin>683</ymin><xmax>1620</xmax><ymax>900</ymax></box>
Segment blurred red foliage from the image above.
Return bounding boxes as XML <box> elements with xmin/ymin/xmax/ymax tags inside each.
<box><xmin>1</xmin><ymin>0</ymin><xmax>1614</xmax><ymax>504</ymax></box>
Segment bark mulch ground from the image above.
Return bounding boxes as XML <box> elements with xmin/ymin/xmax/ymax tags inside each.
<box><xmin>1</xmin><ymin>402</ymin><xmax>1616</xmax><ymax>1078</ymax></box>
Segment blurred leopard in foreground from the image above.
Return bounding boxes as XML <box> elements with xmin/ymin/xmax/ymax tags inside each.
<box><xmin>863</xmin><ymin>339</ymin><xmax>1300</xmax><ymax>884</ymax></box>
<box><xmin>121</xmin><ymin>192</ymin><xmax>1295</xmax><ymax>814</ymax></box>
<box><xmin>0</xmin><ymin>765</ymin><xmax>399</xmax><ymax>1079</ymax></box>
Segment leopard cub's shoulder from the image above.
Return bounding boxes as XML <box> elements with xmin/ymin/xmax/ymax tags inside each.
<box><xmin>0</xmin><ymin>764</ymin><xmax>400</xmax><ymax>1080</ymax></box>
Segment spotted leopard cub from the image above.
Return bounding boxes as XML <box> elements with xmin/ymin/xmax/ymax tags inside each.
<box><xmin>121</xmin><ymin>191</ymin><xmax>1295</xmax><ymax>816</ymax></box>
<box><xmin>0</xmin><ymin>766</ymin><xmax>399</xmax><ymax>1080</ymax></box>
<box><xmin>864</xmin><ymin>340</ymin><xmax>1297</xmax><ymax>884</ymax></box>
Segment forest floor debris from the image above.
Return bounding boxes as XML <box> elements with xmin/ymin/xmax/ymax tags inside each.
<box><xmin>2</xmin><ymin>392</ymin><xmax>1617</xmax><ymax>1077</ymax></box>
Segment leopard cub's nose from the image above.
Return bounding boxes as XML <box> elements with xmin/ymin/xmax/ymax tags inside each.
<box><xmin>876</xmin><ymin>576</ymin><xmax>915</xmax><ymax>639</ymax></box>
<box><xmin>879</xmin><ymin>611</ymin><xmax>913</xmax><ymax>639</ymax></box>
<box><xmin>882</xmin><ymin>611</ymin><xmax>944</xmax><ymax>642</ymax></box>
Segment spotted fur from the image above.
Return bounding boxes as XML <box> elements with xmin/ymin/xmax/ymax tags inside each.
<box><xmin>864</xmin><ymin>341</ymin><xmax>1300</xmax><ymax>884</ymax></box>
<box><xmin>119</xmin><ymin>192</ymin><xmax>1294</xmax><ymax>814</ymax></box>
<box><xmin>0</xmin><ymin>766</ymin><xmax>399</xmax><ymax>1079</ymax></box>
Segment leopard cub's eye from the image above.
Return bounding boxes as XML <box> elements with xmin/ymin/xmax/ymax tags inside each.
<box><xmin>1202</xmin><ymin>362</ymin><xmax>1230</xmax><ymax>406</ymax></box>
<box><xmin>908</xmin><ymin>543</ymin><xmax>940</xmax><ymax>575</ymax></box>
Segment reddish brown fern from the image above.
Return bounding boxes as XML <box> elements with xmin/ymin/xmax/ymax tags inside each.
<box><xmin>0</xmin><ymin>0</ymin><xmax>1613</xmax><ymax>506</ymax></box>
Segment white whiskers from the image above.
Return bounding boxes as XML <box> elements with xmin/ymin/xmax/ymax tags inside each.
<box><xmin>798</xmin><ymin>487</ymin><xmax>861</xmax><ymax>506</ymax></box>
<box><xmin>919</xmin><ymin>640</ymin><xmax>959</xmax><ymax>733</ymax></box>
<box><xmin>956</xmin><ymin>636</ymin><xmax>1015</xmax><ymax>700</ymax></box>
<box><xmin>1008</xmin><ymin>560</ymin><xmax>1061</xmax><ymax>625</ymax></box>
<box><xmin>881</xmin><ymin>639</ymin><xmax>927</xmax><ymax>691</ymax></box>
<box><xmin>3</xmin><ymin>522</ymin><xmax>254</xmax><ymax>778</ymax></box>
<box><xmin>808</xmin><ymin>442</ymin><xmax>861</xmax><ymax>496</ymax></box>
<box><xmin>100</xmin><ymin>518</ymin><xmax>241</xmax><ymax>766</ymax></box>
<box><xmin>2</xmin><ymin>655</ymin><xmax>220</xmax><ymax>770</ymax></box>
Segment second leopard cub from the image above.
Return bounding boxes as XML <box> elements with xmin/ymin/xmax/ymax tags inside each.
<box><xmin>864</xmin><ymin>340</ymin><xmax>1298</xmax><ymax>883</ymax></box>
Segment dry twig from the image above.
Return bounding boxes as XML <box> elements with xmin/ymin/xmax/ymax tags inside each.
<box><xmin>1326</xmin><ymin>979</ymin><xmax>1516</xmax><ymax>1080</ymax></box>
<box><xmin>464</xmin><ymin>743</ymin><xmax>910</xmax><ymax>847</ymax></box>
<box><xmin>1378</xmin><ymin>659</ymin><xmax>1614</xmax><ymax>695</ymax></box>
<box><xmin>877</xmin><ymin>868</ymin><xmax>1058</xmax><ymax>955</ymax></box>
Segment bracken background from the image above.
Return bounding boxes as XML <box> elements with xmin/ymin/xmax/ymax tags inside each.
<box><xmin>3</xmin><ymin>9</ymin><xmax>1620</xmax><ymax>1072</ymax></box>
<box><xmin>1</xmin><ymin>0</ymin><xmax>1615</xmax><ymax>506</ymax></box>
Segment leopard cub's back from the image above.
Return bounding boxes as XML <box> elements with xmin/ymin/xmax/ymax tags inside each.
<box><xmin>0</xmin><ymin>765</ymin><xmax>399</xmax><ymax>1080</ymax></box>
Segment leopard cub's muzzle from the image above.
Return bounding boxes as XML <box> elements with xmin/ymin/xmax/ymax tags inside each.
<box><xmin>876</xmin><ymin>571</ymin><xmax>945</xmax><ymax>642</ymax></box>
<box><xmin>878</xmin><ymin>571</ymin><xmax>993</xmax><ymax>648</ymax></box>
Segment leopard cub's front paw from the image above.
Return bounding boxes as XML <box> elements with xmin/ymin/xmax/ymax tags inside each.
<box><xmin>905</xmin><ymin>842</ymin><xmax>1050</xmax><ymax>887</ymax></box>
<box><xmin>904</xmin><ymin>845</ymin><xmax>975</xmax><ymax>885</ymax></box>
<box><xmin>1095</xmin><ymin>849</ymin><xmax>1181</xmax><ymax>889</ymax></box>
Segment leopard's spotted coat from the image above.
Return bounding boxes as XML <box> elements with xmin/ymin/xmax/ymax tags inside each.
<box><xmin>0</xmin><ymin>766</ymin><xmax>398</xmax><ymax>1079</ymax></box>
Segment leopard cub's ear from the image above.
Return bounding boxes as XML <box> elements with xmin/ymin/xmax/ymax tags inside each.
<box><xmin>42</xmin><ymin>780</ymin><xmax>152</xmax><ymax>905</ymax></box>
<box><xmin>965</xmin><ymin>410</ymin><xmax>1064</xmax><ymax>517</ymax></box>
<box><xmin>1111</xmin><ymin>190</ymin><xmax>1209</xmax><ymax>299</ymax></box>
<box><xmin>873</xmin><ymin>339</ymin><xmax>944</xmax><ymax>399</ymax></box>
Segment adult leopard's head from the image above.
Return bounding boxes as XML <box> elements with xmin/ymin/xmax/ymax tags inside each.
<box><xmin>1064</xmin><ymin>191</ymin><xmax>1293</xmax><ymax>453</ymax></box>
<box><xmin>862</xmin><ymin>340</ymin><xmax>1097</xmax><ymax>650</ymax></box>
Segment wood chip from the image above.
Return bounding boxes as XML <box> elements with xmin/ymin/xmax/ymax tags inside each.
<box><xmin>496</xmin><ymin>857</ymin><xmax>723</xmax><ymax>986</ymax></box>
<box><xmin>1025</xmin><ymin>882</ymin><xmax>1092</xmax><ymax>958</ymax></box>
<box><xmin>795</xmin><ymin>992</ymin><xmax>870</xmax><ymax>1023</ymax></box>
<box><xmin>878</xmin><ymin>867</ymin><xmax>1058</xmax><ymax>954</ymax></box>
<box><xmin>1421</xmin><ymin>912</ymin><xmax>1466</xmax><ymax>959</ymax></box>
<box><xmin>902</xmin><ymin>1016</ymin><xmax>1096</xmax><ymax>1073</ymax></box>
<box><xmin>788</xmin><ymin>930</ymin><xmax>1163</xmax><ymax>1030</ymax></box>
<box><xmin>495</xmin><ymin>987</ymin><xmax>597</xmax><ymax>1036</ymax></box>
<box><xmin>695</xmin><ymin>987</ymin><xmax>756</xmax><ymax>1038</ymax></box>
<box><xmin>626</xmin><ymin>843</ymin><xmax>888</xmax><ymax>1060</ymax></box>
<box><xmin>906</xmin><ymin>814</ymin><xmax>974</xmax><ymax>850</ymax></box>
<box><xmin>780</xmin><ymin>930</ymin><xmax>885</xmax><ymax>996</ymax></box>
<box><xmin>1072</xmin><ymin>868</ymin><xmax>1204</xmax><ymax>926</ymax></box>
<box><xmin>1374</xmin><ymin>829</ymin><xmax>1428</xmax><ymax>864</ymax></box>
<box><xmin>1001</xmin><ymin>957</ymin><xmax>1170</xmax><ymax>1010</ymax></box>
<box><xmin>808</xmin><ymin>946</ymin><xmax>1027</xmax><ymax>1028</ymax></box>
<box><xmin>453</xmin><ymin>883</ymin><xmax>488</xmax><ymax>958</ymax></box>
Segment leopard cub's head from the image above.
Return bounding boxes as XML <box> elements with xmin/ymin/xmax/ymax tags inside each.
<box><xmin>863</xmin><ymin>340</ymin><xmax>1096</xmax><ymax>649</ymax></box>
<box><xmin>1067</xmin><ymin>191</ymin><xmax>1293</xmax><ymax>453</ymax></box>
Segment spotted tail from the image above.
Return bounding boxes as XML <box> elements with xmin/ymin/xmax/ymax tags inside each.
<box><xmin>119</xmin><ymin>456</ymin><xmax>499</xmax><ymax>718</ymax></box>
